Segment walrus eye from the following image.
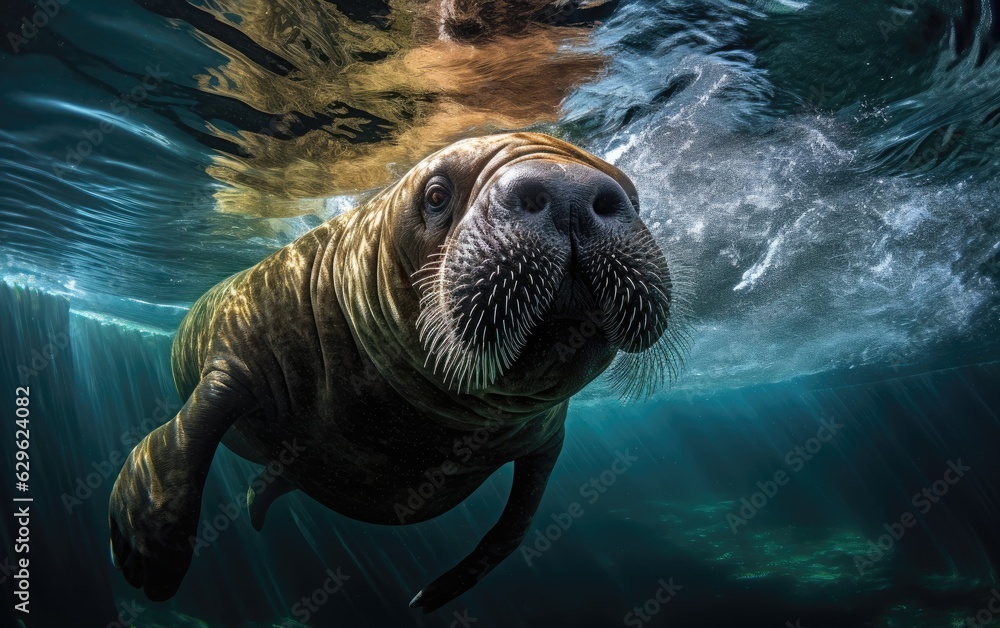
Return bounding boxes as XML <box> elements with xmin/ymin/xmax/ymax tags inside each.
<box><xmin>424</xmin><ymin>176</ymin><xmax>453</xmax><ymax>214</ymax></box>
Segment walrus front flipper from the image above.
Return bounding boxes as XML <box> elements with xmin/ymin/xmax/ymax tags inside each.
<box><xmin>408</xmin><ymin>432</ymin><xmax>565</xmax><ymax>613</ymax></box>
<box><xmin>109</xmin><ymin>370</ymin><xmax>255</xmax><ymax>601</ymax></box>
<box><xmin>247</xmin><ymin>473</ymin><xmax>296</xmax><ymax>531</ymax></box>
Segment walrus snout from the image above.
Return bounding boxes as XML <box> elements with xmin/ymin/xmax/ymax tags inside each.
<box><xmin>488</xmin><ymin>159</ymin><xmax>639</xmax><ymax>244</ymax></box>
<box><xmin>486</xmin><ymin>158</ymin><xmax>670</xmax><ymax>351</ymax></box>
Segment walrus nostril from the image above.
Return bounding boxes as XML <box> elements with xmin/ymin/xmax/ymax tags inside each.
<box><xmin>521</xmin><ymin>190</ymin><xmax>551</xmax><ymax>213</ymax></box>
<box><xmin>592</xmin><ymin>189</ymin><xmax>626</xmax><ymax>216</ymax></box>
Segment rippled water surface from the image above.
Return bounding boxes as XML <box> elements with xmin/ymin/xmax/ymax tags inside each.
<box><xmin>3</xmin><ymin>0</ymin><xmax>998</xmax><ymax>387</ymax></box>
<box><xmin>2</xmin><ymin>0</ymin><xmax>999</xmax><ymax>626</ymax></box>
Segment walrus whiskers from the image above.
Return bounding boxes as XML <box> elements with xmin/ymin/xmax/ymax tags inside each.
<box><xmin>574</xmin><ymin>229</ymin><xmax>692</xmax><ymax>400</ymax></box>
<box><xmin>415</xmin><ymin>228</ymin><xmax>564</xmax><ymax>393</ymax></box>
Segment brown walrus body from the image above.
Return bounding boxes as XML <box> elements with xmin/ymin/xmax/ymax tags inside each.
<box><xmin>109</xmin><ymin>132</ymin><xmax>681</xmax><ymax>611</ymax></box>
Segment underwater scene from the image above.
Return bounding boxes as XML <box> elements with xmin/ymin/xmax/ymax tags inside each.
<box><xmin>2</xmin><ymin>0</ymin><xmax>1000</xmax><ymax>626</ymax></box>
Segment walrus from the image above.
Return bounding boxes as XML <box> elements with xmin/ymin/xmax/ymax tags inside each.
<box><xmin>108</xmin><ymin>132</ymin><xmax>683</xmax><ymax>612</ymax></box>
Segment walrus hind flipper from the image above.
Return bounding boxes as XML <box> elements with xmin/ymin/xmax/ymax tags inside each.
<box><xmin>409</xmin><ymin>432</ymin><xmax>565</xmax><ymax>613</ymax></box>
<box><xmin>247</xmin><ymin>473</ymin><xmax>297</xmax><ymax>531</ymax></box>
<box><xmin>109</xmin><ymin>370</ymin><xmax>256</xmax><ymax>601</ymax></box>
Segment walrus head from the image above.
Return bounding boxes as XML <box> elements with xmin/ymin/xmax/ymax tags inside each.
<box><xmin>370</xmin><ymin>132</ymin><xmax>685</xmax><ymax>402</ymax></box>
<box><xmin>335</xmin><ymin>132</ymin><xmax>684</xmax><ymax>424</ymax></box>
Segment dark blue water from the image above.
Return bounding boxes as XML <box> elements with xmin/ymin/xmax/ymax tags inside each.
<box><xmin>1</xmin><ymin>0</ymin><xmax>999</xmax><ymax>626</ymax></box>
